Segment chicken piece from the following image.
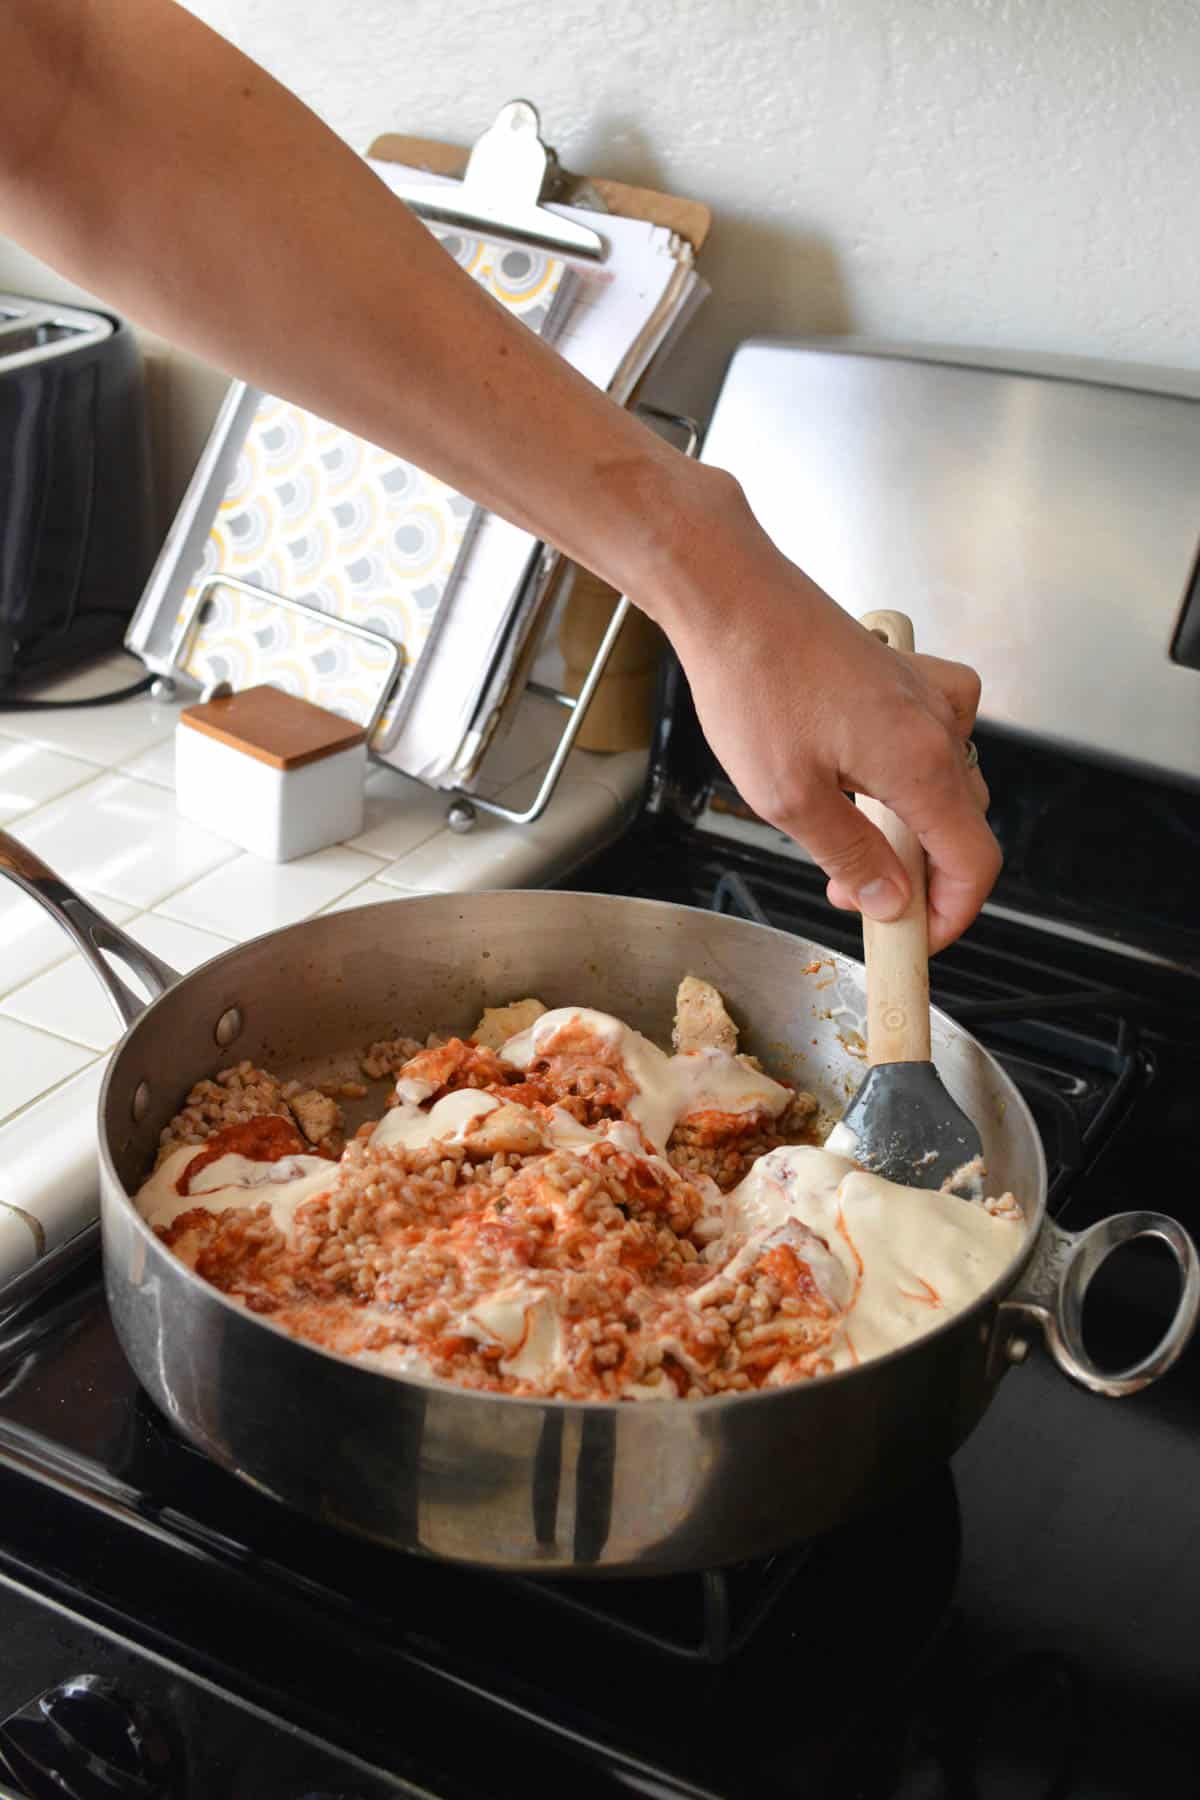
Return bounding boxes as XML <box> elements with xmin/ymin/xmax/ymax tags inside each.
<box><xmin>672</xmin><ymin>976</ymin><xmax>739</xmax><ymax>1056</ymax></box>
<box><xmin>286</xmin><ymin>1087</ymin><xmax>342</xmax><ymax>1147</ymax></box>
<box><xmin>473</xmin><ymin>997</ymin><xmax>547</xmax><ymax>1053</ymax></box>
<box><xmin>392</xmin><ymin>1038</ymin><xmax>515</xmax><ymax>1105</ymax></box>
<box><xmin>461</xmin><ymin>1102</ymin><xmax>546</xmax><ymax>1158</ymax></box>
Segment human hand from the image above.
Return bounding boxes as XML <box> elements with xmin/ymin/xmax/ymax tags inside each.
<box><xmin>653</xmin><ymin>477</ymin><xmax>1000</xmax><ymax>952</ymax></box>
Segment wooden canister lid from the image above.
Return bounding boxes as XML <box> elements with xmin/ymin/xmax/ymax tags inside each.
<box><xmin>179</xmin><ymin>685</ymin><xmax>366</xmax><ymax>771</ymax></box>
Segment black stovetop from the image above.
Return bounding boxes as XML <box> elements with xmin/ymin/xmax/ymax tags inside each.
<box><xmin>2</xmin><ymin>689</ymin><xmax>1199</xmax><ymax>1798</ymax></box>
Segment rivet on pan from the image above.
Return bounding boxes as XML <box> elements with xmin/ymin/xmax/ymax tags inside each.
<box><xmin>446</xmin><ymin>799</ymin><xmax>477</xmax><ymax>835</ymax></box>
<box><xmin>132</xmin><ymin>1082</ymin><xmax>151</xmax><ymax>1123</ymax></box>
<box><xmin>215</xmin><ymin>1007</ymin><xmax>243</xmax><ymax>1047</ymax></box>
<box><xmin>1006</xmin><ymin>1336</ymin><xmax>1031</xmax><ymax>1366</ymax></box>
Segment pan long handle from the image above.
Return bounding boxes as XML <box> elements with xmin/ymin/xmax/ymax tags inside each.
<box><xmin>0</xmin><ymin>829</ymin><xmax>179</xmax><ymax>1029</ymax></box>
<box><xmin>992</xmin><ymin>1213</ymin><xmax>1200</xmax><ymax>1396</ymax></box>
<box><xmin>855</xmin><ymin>610</ymin><xmax>931</xmax><ymax>1066</ymax></box>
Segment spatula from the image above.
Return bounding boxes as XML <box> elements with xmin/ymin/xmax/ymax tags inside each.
<box><xmin>833</xmin><ymin>609</ymin><xmax>985</xmax><ymax>1198</ymax></box>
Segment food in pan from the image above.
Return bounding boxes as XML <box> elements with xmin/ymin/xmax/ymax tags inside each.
<box><xmin>134</xmin><ymin>978</ymin><xmax>1022</xmax><ymax>1400</ymax></box>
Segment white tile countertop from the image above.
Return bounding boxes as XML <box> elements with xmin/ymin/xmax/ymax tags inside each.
<box><xmin>0</xmin><ymin>652</ymin><xmax>646</xmax><ymax>1285</ymax></box>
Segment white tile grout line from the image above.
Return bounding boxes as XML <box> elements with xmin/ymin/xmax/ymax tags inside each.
<box><xmin>1</xmin><ymin>1021</ymin><xmax>109</xmax><ymax>1058</ymax></box>
<box><xmin>315</xmin><ymin>873</ymin><xmax>381</xmax><ymax>913</ymax></box>
<box><xmin>1</xmin><ymin>845</ymin><xmax>397</xmax><ymax>1067</ymax></box>
<box><xmin>0</xmin><ymin>850</ymin><xmax>246</xmax><ymax>1001</ymax></box>
<box><xmin>3</xmin><ymin>838</ymin><xmax>397</xmax><ymax>1006</ymax></box>
<box><xmin>0</xmin><ymin>915</ymin><xmax>107</xmax><ymax>1003</ymax></box>
<box><xmin>1</xmin><ymin>903</ymin><xmax>228</xmax><ymax>1024</ymax></box>
<box><xmin>0</xmin><ymin>904</ymin><xmax>146</xmax><ymax>1011</ymax></box>
<box><xmin>0</xmin><ymin>1033</ymin><xmax>102</xmax><ymax>1132</ymax></box>
<box><xmin>97</xmin><ymin>848</ymin><xmax>242</xmax><ymax>915</ymax></box>
<box><xmin>0</xmin><ymin>990</ymin><xmax>114</xmax><ymax>1053</ymax></box>
<box><xmin>0</xmin><ymin>725</ymin><xmax>169</xmax><ymax>765</ymax></box>
<box><xmin>0</xmin><ymin>792</ymin><xmax>614</xmax><ymax>1127</ymax></box>
<box><xmin>0</xmin><ymin>765</ymin><xmax>113</xmax><ymax>822</ymax></box>
<box><xmin>0</xmin><ymin>758</ymin><xmax>177</xmax><ymax>854</ymax></box>
<box><xmin>0</xmin><ymin>735</ymin><xmax>547</xmax><ymax>1046</ymax></box>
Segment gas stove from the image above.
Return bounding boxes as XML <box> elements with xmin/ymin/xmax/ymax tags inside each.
<box><xmin>2</xmin><ymin>696</ymin><xmax>1197</xmax><ymax>1799</ymax></box>
<box><xmin>3</xmin><ymin>340</ymin><xmax>1200</xmax><ymax>1798</ymax></box>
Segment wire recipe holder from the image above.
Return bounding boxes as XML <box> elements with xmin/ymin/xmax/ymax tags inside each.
<box><xmin>126</xmin><ymin>102</ymin><xmax>706</xmax><ymax>831</ymax></box>
<box><xmin>172</xmin><ymin>575</ymin><xmax>405</xmax><ymax>736</ymax></box>
<box><xmin>444</xmin><ymin>404</ymin><xmax>698</xmax><ymax>833</ymax></box>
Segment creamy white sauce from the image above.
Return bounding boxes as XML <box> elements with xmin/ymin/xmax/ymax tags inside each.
<box><xmin>695</xmin><ymin>1144</ymin><xmax>1020</xmax><ymax>1370</ymax></box>
<box><xmin>137</xmin><ymin>1144</ymin><xmax>338</xmax><ymax>1239</ymax></box>
<box><xmin>134</xmin><ymin>1003</ymin><xmax>1022</xmax><ymax>1394</ymax></box>
<box><xmin>396</xmin><ymin>1074</ymin><xmax>437</xmax><ymax>1105</ymax></box>
<box><xmin>500</xmin><ymin>1007</ymin><xmax>791</xmax><ymax>1153</ymax></box>
<box><xmin>354</xmin><ymin>1338</ymin><xmax>437</xmax><ymax>1380</ymax></box>
<box><xmin>672</xmin><ymin>1046</ymin><xmax>792</xmax><ymax>1122</ymax></box>
<box><xmin>542</xmin><ymin>1106</ymin><xmax>600</xmax><ymax>1150</ymax></box>
<box><xmin>822</xmin><ymin>1120</ymin><xmax>859</xmax><ymax>1161</ymax></box>
<box><xmin>462</xmin><ymin>1286</ymin><xmax>565</xmax><ymax>1383</ymax></box>
<box><xmin>371</xmin><ymin>1087</ymin><xmax>499</xmax><ymax>1152</ymax></box>
<box><xmin>539</xmin><ymin>1107</ymin><xmax>679</xmax><ymax>1173</ymax></box>
<box><xmin>724</xmin><ymin>1144</ymin><xmax>848</xmax><ymax>1240</ymax></box>
<box><xmin>692</xmin><ymin>1213</ymin><xmax>854</xmax><ymax>1316</ymax></box>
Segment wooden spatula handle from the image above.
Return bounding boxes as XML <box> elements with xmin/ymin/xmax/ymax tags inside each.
<box><xmin>856</xmin><ymin>610</ymin><xmax>931</xmax><ymax>1064</ymax></box>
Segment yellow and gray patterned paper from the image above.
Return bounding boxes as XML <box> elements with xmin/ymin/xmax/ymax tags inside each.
<box><xmin>179</xmin><ymin>581</ymin><xmax>402</xmax><ymax>733</ymax></box>
<box><xmin>176</xmin><ymin>230</ymin><xmax>574</xmax><ymax>748</ymax></box>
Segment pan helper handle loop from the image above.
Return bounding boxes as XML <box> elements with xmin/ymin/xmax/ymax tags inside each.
<box><xmin>994</xmin><ymin>1213</ymin><xmax>1200</xmax><ymax>1396</ymax></box>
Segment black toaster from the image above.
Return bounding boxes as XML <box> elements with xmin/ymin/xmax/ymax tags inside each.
<box><xmin>0</xmin><ymin>293</ymin><xmax>154</xmax><ymax>693</ymax></box>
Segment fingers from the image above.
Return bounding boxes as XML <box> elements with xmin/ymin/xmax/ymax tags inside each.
<box><xmin>888</xmin><ymin>713</ymin><xmax>1001</xmax><ymax>948</ymax></box>
<box><xmin>791</xmin><ymin>785</ymin><xmax>913</xmax><ymax>924</ymax></box>
<box><xmin>923</xmin><ymin>807</ymin><xmax>1003</xmax><ymax>951</ymax></box>
<box><xmin>827</xmin><ymin>819</ymin><xmax>1000</xmax><ymax>949</ymax></box>
<box><xmin>968</xmin><ymin>765</ymin><xmax>990</xmax><ymax>813</ymax></box>
<box><xmin>909</xmin><ymin>653</ymin><xmax>981</xmax><ymax>737</ymax></box>
<box><xmin>826</xmin><ymin>734</ymin><xmax>999</xmax><ymax>950</ymax></box>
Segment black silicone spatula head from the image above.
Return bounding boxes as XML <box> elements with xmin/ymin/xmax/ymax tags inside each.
<box><xmin>836</xmin><ymin>610</ymin><xmax>985</xmax><ymax>1200</ymax></box>
<box><xmin>836</xmin><ymin>1060</ymin><xmax>985</xmax><ymax>1197</ymax></box>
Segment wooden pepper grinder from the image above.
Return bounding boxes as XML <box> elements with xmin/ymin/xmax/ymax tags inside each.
<box><xmin>558</xmin><ymin>568</ymin><xmax>665</xmax><ymax>752</ymax></box>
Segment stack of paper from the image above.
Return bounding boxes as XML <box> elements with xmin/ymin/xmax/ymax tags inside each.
<box><xmin>368</xmin><ymin>163</ymin><xmax>708</xmax><ymax>788</ymax></box>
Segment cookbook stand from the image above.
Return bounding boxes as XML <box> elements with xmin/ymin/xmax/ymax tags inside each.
<box><xmin>368</xmin><ymin>105</ymin><xmax>710</xmax><ymax>829</ymax></box>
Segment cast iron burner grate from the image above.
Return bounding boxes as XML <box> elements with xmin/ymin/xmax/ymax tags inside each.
<box><xmin>502</xmin><ymin>1542</ymin><xmax>814</xmax><ymax>1665</ymax></box>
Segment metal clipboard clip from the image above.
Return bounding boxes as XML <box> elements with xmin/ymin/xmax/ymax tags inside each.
<box><xmin>379</xmin><ymin>100</ymin><xmax>607</xmax><ymax>263</ymax></box>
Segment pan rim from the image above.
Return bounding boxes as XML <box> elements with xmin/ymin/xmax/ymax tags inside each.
<box><xmin>97</xmin><ymin>888</ymin><xmax>1049</xmax><ymax>1417</ymax></box>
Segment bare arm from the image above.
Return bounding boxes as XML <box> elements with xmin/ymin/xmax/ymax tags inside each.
<box><xmin>0</xmin><ymin>0</ymin><xmax>1000</xmax><ymax>948</ymax></box>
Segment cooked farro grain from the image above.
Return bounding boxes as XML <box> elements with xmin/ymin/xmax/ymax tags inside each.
<box><xmin>156</xmin><ymin>1062</ymin><xmax>346</xmax><ymax>1167</ymax></box>
<box><xmin>143</xmin><ymin>993</ymin><xmax>1018</xmax><ymax>1403</ymax></box>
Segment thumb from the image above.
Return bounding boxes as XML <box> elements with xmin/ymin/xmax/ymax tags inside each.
<box><xmin>790</xmin><ymin>786</ymin><xmax>910</xmax><ymax>922</ymax></box>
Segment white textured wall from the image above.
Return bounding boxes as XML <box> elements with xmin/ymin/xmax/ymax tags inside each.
<box><xmin>5</xmin><ymin>0</ymin><xmax>1200</xmax><ymax>505</ymax></box>
<box><xmin>181</xmin><ymin>0</ymin><xmax>1200</xmax><ymax>399</ymax></box>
